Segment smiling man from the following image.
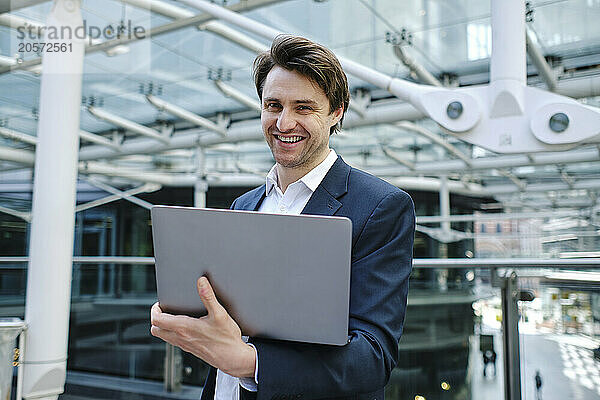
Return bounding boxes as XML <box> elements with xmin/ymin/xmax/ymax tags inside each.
<box><xmin>151</xmin><ymin>35</ymin><xmax>415</xmax><ymax>400</ymax></box>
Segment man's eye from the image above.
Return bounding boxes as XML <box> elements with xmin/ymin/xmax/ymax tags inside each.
<box><xmin>298</xmin><ymin>106</ymin><xmax>312</xmax><ymax>111</ymax></box>
<box><xmin>265</xmin><ymin>103</ymin><xmax>281</xmax><ymax>109</ymax></box>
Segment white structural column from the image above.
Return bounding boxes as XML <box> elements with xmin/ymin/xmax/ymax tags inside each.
<box><xmin>490</xmin><ymin>0</ymin><xmax>525</xmax><ymax>84</ymax></box>
<box><xmin>194</xmin><ymin>147</ymin><xmax>207</xmax><ymax>207</ymax></box>
<box><xmin>489</xmin><ymin>0</ymin><xmax>526</xmax><ymax>117</ymax></box>
<box><xmin>439</xmin><ymin>176</ymin><xmax>451</xmax><ymax>236</ymax></box>
<box><xmin>23</xmin><ymin>0</ymin><xmax>85</xmax><ymax>399</ymax></box>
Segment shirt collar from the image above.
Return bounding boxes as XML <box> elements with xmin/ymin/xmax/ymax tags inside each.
<box><xmin>264</xmin><ymin>149</ymin><xmax>338</xmax><ymax>196</ymax></box>
<box><xmin>265</xmin><ymin>165</ymin><xmax>278</xmax><ymax>196</ymax></box>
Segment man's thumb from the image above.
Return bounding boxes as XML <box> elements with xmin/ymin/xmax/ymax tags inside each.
<box><xmin>197</xmin><ymin>276</ymin><xmax>221</xmax><ymax>316</ymax></box>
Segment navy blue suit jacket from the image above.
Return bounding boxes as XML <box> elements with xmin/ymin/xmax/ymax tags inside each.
<box><xmin>201</xmin><ymin>156</ymin><xmax>415</xmax><ymax>400</ymax></box>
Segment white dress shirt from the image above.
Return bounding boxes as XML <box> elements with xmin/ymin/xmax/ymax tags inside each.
<box><xmin>214</xmin><ymin>149</ymin><xmax>338</xmax><ymax>400</ymax></box>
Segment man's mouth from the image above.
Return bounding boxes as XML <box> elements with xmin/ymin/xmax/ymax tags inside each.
<box><xmin>275</xmin><ymin>135</ymin><xmax>305</xmax><ymax>144</ymax></box>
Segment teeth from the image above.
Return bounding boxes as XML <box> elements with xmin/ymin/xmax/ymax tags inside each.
<box><xmin>278</xmin><ymin>135</ymin><xmax>303</xmax><ymax>143</ymax></box>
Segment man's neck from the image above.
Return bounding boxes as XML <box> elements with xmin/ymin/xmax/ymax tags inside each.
<box><xmin>276</xmin><ymin>150</ymin><xmax>330</xmax><ymax>193</ymax></box>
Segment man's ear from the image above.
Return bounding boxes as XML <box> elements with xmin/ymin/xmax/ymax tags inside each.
<box><xmin>331</xmin><ymin>106</ymin><xmax>344</xmax><ymax>125</ymax></box>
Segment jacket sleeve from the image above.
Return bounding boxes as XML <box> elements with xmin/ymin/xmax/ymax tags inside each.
<box><xmin>251</xmin><ymin>190</ymin><xmax>415</xmax><ymax>399</ymax></box>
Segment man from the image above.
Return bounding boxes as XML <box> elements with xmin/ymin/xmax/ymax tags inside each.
<box><xmin>535</xmin><ymin>370</ymin><xmax>542</xmax><ymax>400</ymax></box>
<box><xmin>151</xmin><ymin>35</ymin><xmax>415</xmax><ymax>400</ymax></box>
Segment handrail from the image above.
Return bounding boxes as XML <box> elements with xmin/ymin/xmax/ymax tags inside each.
<box><xmin>0</xmin><ymin>256</ymin><xmax>155</xmax><ymax>264</ymax></box>
<box><xmin>413</xmin><ymin>258</ymin><xmax>600</xmax><ymax>268</ymax></box>
<box><xmin>1</xmin><ymin>256</ymin><xmax>599</xmax><ymax>268</ymax></box>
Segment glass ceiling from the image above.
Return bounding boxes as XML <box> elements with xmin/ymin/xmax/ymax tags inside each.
<box><xmin>0</xmin><ymin>0</ymin><xmax>599</xmax><ymax>244</ymax></box>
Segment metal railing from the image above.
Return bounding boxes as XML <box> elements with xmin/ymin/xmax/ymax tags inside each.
<box><xmin>2</xmin><ymin>256</ymin><xmax>599</xmax><ymax>267</ymax></box>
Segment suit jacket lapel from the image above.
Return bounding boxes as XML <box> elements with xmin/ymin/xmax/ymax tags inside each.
<box><xmin>237</xmin><ymin>184</ymin><xmax>266</xmax><ymax>211</ymax></box>
<box><xmin>249</xmin><ymin>189</ymin><xmax>266</xmax><ymax>211</ymax></box>
<box><xmin>301</xmin><ymin>156</ymin><xmax>350</xmax><ymax>216</ymax></box>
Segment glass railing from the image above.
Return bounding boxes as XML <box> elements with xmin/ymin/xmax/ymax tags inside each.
<box><xmin>1</xmin><ymin>257</ymin><xmax>599</xmax><ymax>400</ymax></box>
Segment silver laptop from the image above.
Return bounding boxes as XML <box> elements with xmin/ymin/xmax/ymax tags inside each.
<box><xmin>151</xmin><ymin>205</ymin><xmax>352</xmax><ymax>346</ymax></box>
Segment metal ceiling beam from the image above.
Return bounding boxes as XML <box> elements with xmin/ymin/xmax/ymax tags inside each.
<box><xmin>394</xmin><ymin>121</ymin><xmax>472</xmax><ymax>166</ymax></box>
<box><xmin>417</xmin><ymin>209</ymin><xmax>587</xmax><ymax>223</ymax></box>
<box><xmin>496</xmin><ymin>169</ymin><xmax>527</xmax><ymax>191</ymax></box>
<box><xmin>146</xmin><ymin>94</ymin><xmax>227</xmax><ymax>136</ymax></box>
<box><xmin>80</xmin><ymin>161</ymin><xmax>195</xmax><ymax>186</ymax></box>
<box><xmin>0</xmin><ymin>126</ymin><xmax>37</xmax><ymax>145</ymax></box>
<box><xmin>0</xmin><ymin>0</ymin><xmax>287</xmax><ymax>74</ymax></box>
<box><xmin>495</xmin><ymin>197</ymin><xmax>596</xmax><ymax>209</ymax></box>
<box><xmin>0</xmin><ymin>54</ymin><xmax>42</xmax><ymax>74</ymax></box>
<box><xmin>0</xmin><ymin>145</ymin><xmax>35</xmax><ymax>164</ymax></box>
<box><xmin>214</xmin><ymin>80</ymin><xmax>261</xmax><ymax>112</ymax></box>
<box><xmin>0</xmin><ymin>55</ymin><xmax>14</xmax><ymax>66</ymax></box>
<box><xmin>82</xmin><ymin>177</ymin><xmax>156</xmax><ymax>210</ymax></box>
<box><xmin>0</xmin><ymin>125</ymin><xmax>123</xmax><ymax>151</ymax></box>
<box><xmin>0</xmin><ymin>0</ymin><xmax>49</xmax><ymax>13</ymax></box>
<box><xmin>75</xmin><ymin>182</ymin><xmax>160</xmax><ymax>212</ymax></box>
<box><xmin>380</xmin><ymin>145</ymin><xmax>415</xmax><ymax>170</ymax></box>
<box><xmin>481</xmin><ymin>178</ymin><xmax>600</xmax><ymax>195</ymax></box>
<box><xmin>235</xmin><ymin>160</ymin><xmax>265</xmax><ymax>176</ymax></box>
<box><xmin>200</xmin><ymin>20</ymin><xmax>269</xmax><ymax>53</ymax></box>
<box><xmin>87</xmin><ymin>106</ymin><xmax>170</xmax><ymax>143</ymax></box>
<box><xmin>122</xmin><ymin>0</ymin><xmax>271</xmax><ymax>53</ymax></box>
<box><xmin>0</xmin><ymin>12</ymin><xmax>44</xmax><ymax>31</ymax></box>
<box><xmin>120</xmin><ymin>0</ymin><xmax>194</xmax><ymax>19</ymax></box>
<box><xmin>347</xmin><ymin>89</ymin><xmax>370</xmax><ymax>118</ymax></box>
<box><xmin>79</xmin><ymin>130</ymin><xmax>122</xmax><ymax>151</ymax></box>
<box><xmin>559</xmin><ymin>169</ymin><xmax>575</xmax><ymax>189</ymax></box>
<box><xmin>0</xmin><ymin>204</ymin><xmax>30</xmax><ymax>221</ymax></box>
<box><xmin>525</xmin><ymin>27</ymin><xmax>557</xmax><ymax>92</ymax></box>
<box><xmin>392</xmin><ymin>45</ymin><xmax>442</xmax><ymax>87</ymax></box>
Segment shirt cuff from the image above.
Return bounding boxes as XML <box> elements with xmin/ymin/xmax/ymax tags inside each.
<box><xmin>238</xmin><ymin>342</ymin><xmax>258</xmax><ymax>392</ymax></box>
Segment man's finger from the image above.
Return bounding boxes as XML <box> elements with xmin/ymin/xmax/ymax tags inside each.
<box><xmin>197</xmin><ymin>276</ymin><xmax>226</xmax><ymax>318</ymax></box>
<box><xmin>151</xmin><ymin>325</ymin><xmax>180</xmax><ymax>348</ymax></box>
<box><xmin>152</xmin><ymin>301</ymin><xmax>162</xmax><ymax>313</ymax></box>
<box><xmin>151</xmin><ymin>304</ymin><xmax>191</xmax><ymax>330</ymax></box>
<box><xmin>150</xmin><ymin>302</ymin><xmax>162</xmax><ymax>322</ymax></box>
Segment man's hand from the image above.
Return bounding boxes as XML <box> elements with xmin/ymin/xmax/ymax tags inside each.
<box><xmin>150</xmin><ymin>276</ymin><xmax>256</xmax><ymax>378</ymax></box>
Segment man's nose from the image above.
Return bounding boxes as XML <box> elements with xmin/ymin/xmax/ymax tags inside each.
<box><xmin>276</xmin><ymin>109</ymin><xmax>297</xmax><ymax>132</ymax></box>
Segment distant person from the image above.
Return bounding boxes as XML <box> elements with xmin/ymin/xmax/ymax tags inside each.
<box><xmin>482</xmin><ymin>349</ymin><xmax>496</xmax><ymax>377</ymax></box>
<box><xmin>482</xmin><ymin>351</ymin><xmax>490</xmax><ymax>377</ymax></box>
<box><xmin>489</xmin><ymin>349</ymin><xmax>497</xmax><ymax>376</ymax></box>
<box><xmin>535</xmin><ymin>370</ymin><xmax>543</xmax><ymax>400</ymax></box>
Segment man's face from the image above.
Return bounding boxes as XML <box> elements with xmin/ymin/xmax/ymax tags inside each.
<box><xmin>261</xmin><ymin>66</ymin><xmax>343</xmax><ymax>172</ymax></box>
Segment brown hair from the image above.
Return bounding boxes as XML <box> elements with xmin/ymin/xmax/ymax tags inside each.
<box><xmin>253</xmin><ymin>35</ymin><xmax>350</xmax><ymax>134</ymax></box>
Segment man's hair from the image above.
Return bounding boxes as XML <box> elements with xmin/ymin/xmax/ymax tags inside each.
<box><xmin>253</xmin><ymin>35</ymin><xmax>350</xmax><ymax>135</ymax></box>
